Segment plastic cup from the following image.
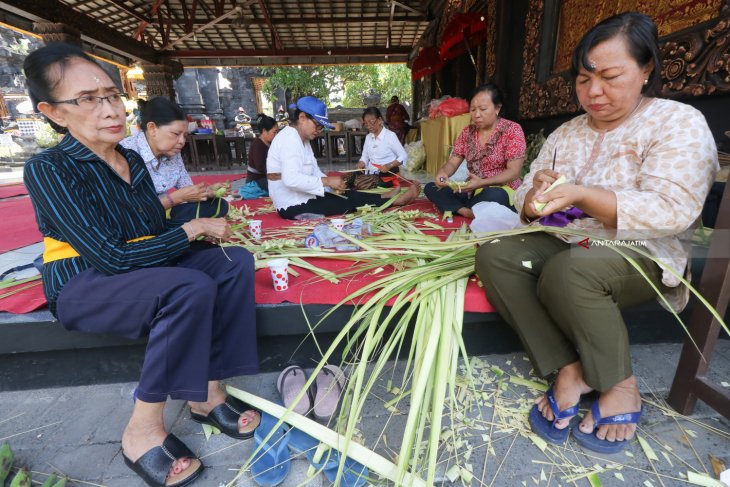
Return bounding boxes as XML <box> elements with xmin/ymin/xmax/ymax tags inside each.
<box><xmin>249</xmin><ymin>219</ymin><xmax>262</xmax><ymax>240</ymax></box>
<box><xmin>330</xmin><ymin>218</ymin><xmax>346</xmax><ymax>231</ymax></box>
<box><xmin>267</xmin><ymin>258</ymin><xmax>289</xmax><ymax>291</ymax></box>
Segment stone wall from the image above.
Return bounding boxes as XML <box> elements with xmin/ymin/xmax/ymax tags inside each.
<box><xmin>0</xmin><ymin>29</ymin><xmax>43</xmax><ymax>118</ymax></box>
<box><xmin>174</xmin><ymin>67</ymin><xmax>274</xmax><ymax>130</ymax></box>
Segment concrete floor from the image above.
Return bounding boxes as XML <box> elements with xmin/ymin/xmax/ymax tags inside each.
<box><xmin>0</xmin><ymin>343</ymin><xmax>728</xmax><ymax>486</ymax></box>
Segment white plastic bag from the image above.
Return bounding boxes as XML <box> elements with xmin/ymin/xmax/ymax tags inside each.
<box><xmin>469</xmin><ymin>201</ymin><xmax>522</xmax><ymax>234</ymax></box>
<box><xmin>404</xmin><ymin>141</ymin><xmax>426</xmax><ymax>171</ymax></box>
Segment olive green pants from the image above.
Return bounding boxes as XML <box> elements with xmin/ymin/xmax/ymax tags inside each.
<box><xmin>475</xmin><ymin>233</ymin><xmax>669</xmax><ymax>392</ymax></box>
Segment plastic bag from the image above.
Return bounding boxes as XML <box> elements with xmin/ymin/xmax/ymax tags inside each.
<box><xmin>429</xmin><ymin>97</ymin><xmax>469</xmax><ymax>119</ymax></box>
<box><xmin>238</xmin><ymin>181</ymin><xmax>268</xmax><ymax>199</ymax></box>
<box><xmin>469</xmin><ymin>201</ymin><xmax>522</xmax><ymax>235</ymax></box>
<box><xmin>404</xmin><ymin>141</ymin><xmax>426</xmax><ymax>171</ymax></box>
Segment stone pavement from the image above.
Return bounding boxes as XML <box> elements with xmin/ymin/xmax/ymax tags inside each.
<box><xmin>0</xmin><ymin>342</ymin><xmax>728</xmax><ymax>487</ymax></box>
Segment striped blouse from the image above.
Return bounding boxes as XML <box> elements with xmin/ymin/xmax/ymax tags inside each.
<box><xmin>23</xmin><ymin>134</ymin><xmax>190</xmax><ymax>316</ymax></box>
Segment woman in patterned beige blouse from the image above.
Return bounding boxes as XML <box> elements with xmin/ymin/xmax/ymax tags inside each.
<box><xmin>475</xmin><ymin>12</ymin><xmax>718</xmax><ymax>453</ymax></box>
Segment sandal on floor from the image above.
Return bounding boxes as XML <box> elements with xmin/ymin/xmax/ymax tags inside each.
<box><xmin>276</xmin><ymin>365</ymin><xmax>314</xmax><ymax>416</ymax></box>
<box><xmin>572</xmin><ymin>399</ymin><xmax>642</xmax><ymax>454</ymax></box>
<box><xmin>251</xmin><ymin>412</ymin><xmax>291</xmax><ymax>487</ymax></box>
<box><xmin>306</xmin><ymin>446</ymin><xmax>369</xmax><ymax>487</ymax></box>
<box><xmin>122</xmin><ymin>434</ymin><xmax>204</xmax><ymax>487</ymax></box>
<box><xmin>190</xmin><ymin>396</ymin><xmax>259</xmax><ymax>440</ymax></box>
<box><xmin>528</xmin><ymin>386</ymin><xmax>579</xmax><ymax>445</ymax></box>
<box><xmin>312</xmin><ymin>365</ymin><xmax>346</xmax><ymax>424</ymax></box>
<box><xmin>287</xmin><ymin>426</ymin><xmax>320</xmax><ymax>456</ymax></box>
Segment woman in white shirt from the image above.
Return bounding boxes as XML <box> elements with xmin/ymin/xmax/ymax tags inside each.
<box><xmin>354</xmin><ymin>106</ymin><xmax>408</xmax><ymax>188</ymax></box>
<box><xmin>267</xmin><ymin>96</ymin><xmax>419</xmax><ymax>220</ymax></box>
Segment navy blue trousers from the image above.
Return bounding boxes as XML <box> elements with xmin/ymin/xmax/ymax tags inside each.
<box><xmin>169</xmin><ymin>198</ymin><xmax>229</xmax><ymax>227</ymax></box>
<box><xmin>55</xmin><ymin>246</ymin><xmax>258</xmax><ymax>403</ymax></box>
<box><xmin>424</xmin><ymin>182</ymin><xmax>512</xmax><ymax>214</ymax></box>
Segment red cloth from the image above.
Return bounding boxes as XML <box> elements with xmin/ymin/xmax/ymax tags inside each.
<box><xmin>1</xmin><ymin>196</ymin><xmax>496</xmax><ymax>315</ymax></box>
<box><xmin>0</xmin><ymin>183</ymin><xmax>28</xmax><ymax>199</ymax></box>
<box><xmin>452</xmin><ymin>119</ymin><xmax>526</xmax><ymax>190</ymax></box>
<box><xmin>0</xmin><ymin>197</ymin><xmax>43</xmax><ymax>252</ymax></box>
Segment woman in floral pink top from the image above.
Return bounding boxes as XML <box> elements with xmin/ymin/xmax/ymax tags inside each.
<box><xmin>424</xmin><ymin>84</ymin><xmax>526</xmax><ymax>219</ymax></box>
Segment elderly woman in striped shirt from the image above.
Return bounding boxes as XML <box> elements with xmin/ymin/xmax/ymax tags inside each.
<box><xmin>23</xmin><ymin>42</ymin><xmax>259</xmax><ymax>487</ymax></box>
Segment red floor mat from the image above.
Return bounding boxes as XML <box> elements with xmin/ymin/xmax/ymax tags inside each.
<box><xmin>0</xmin><ymin>196</ymin><xmax>496</xmax><ymax>315</ymax></box>
<box><xmin>0</xmin><ymin>183</ymin><xmax>28</xmax><ymax>199</ymax></box>
<box><xmin>0</xmin><ymin>281</ymin><xmax>46</xmax><ymax>314</ymax></box>
<box><xmin>191</xmin><ymin>174</ymin><xmax>246</xmax><ymax>186</ymax></box>
<box><xmin>0</xmin><ymin>197</ymin><xmax>42</xmax><ymax>252</ymax></box>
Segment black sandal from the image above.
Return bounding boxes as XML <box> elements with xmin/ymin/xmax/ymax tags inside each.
<box><xmin>190</xmin><ymin>396</ymin><xmax>260</xmax><ymax>440</ymax></box>
<box><xmin>122</xmin><ymin>434</ymin><xmax>203</xmax><ymax>487</ymax></box>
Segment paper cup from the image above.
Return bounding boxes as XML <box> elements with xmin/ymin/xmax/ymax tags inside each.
<box><xmin>330</xmin><ymin>218</ymin><xmax>346</xmax><ymax>231</ymax></box>
<box><xmin>249</xmin><ymin>219</ymin><xmax>262</xmax><ymax>240</ymax></box>
<box><xmin>267</xmin><ymin>258</ymin><xmax>289</xmax><ymax>291</ymax></box>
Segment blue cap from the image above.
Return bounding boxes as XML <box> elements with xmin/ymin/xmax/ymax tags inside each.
<box><xmin>295</xmin><ymin>96</ymin><xmax>334</xmax><ymax>129</ymax></box>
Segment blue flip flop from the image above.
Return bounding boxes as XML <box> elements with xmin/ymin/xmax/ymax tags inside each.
<box><xmin>250</xmin><ymin>412</ymin><xmax>291</xmax><ymax>486</ymax></box>
<box><xmin>528</xmin><ymin>386</ymin><xmax>579</xmax><ymax>445</ymax></box>
<box><xmin>306</xmin><ymin>446</ymin><xmax>369</xmax><ymax>487</ymax></box>
<box><xmin>572</xmin><ymin>400</ymin><xmax>642</xmax><ymax>454</ymax></box>
<box><xmin>287</xmin><ymin>426</ymin><xmax>320</xmax><ymax>456</ymax></box>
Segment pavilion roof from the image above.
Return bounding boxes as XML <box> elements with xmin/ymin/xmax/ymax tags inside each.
<box><xmin>2</xmin><ymin>0</ymin><xmax>440</xmax><ymax>66</ymax></box>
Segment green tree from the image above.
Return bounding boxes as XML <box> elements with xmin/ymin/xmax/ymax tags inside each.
<box><xmin>263</xmin><ymin>64</ymin><xmax>412</xmax><ymax>108</ymax></box>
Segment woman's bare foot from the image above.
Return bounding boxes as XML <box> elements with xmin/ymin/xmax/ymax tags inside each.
<box><xmin>578</xmin><ymin>375</ymin><xmax>642</xmax><ymax>442</ymax></box>
<box><xmin>122</xmin><ymin>413</ymin><xmax>198</xmax><ymax>485</ymax></box>
<box><xmin>390</xmin><ymin>182</ymin><xmax>421</xmax><ymax>206</ymax></box>
<box><xmin>457</xmin><ymin>207</ymin><xmax>475</xmax><ymax>219</ymax></box>
<box><xmin>188</xmin><ymin>383</ymin><xmax>260</xmax><ymax>436</ymax></box>
<box><xmin>536</xmin><ymin>361</ymin><xmax>593</xmax><ymax>429</ymax></box>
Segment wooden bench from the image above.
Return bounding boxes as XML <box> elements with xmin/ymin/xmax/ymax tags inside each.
<box><xmin>668</xmin><ymin>180</ymin><xmax>730</xmax><ymax>419</ymax></box>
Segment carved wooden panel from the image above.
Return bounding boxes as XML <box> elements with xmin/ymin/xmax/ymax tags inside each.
<box><xmin>486</xmin><ymin>0</ymin><xmax>497</xmax><ymax>80</ymax></box>
<box><xmin>519</xmin><ymin>0</ymin><xmax>730</xmax><ymax>119</ymax></box>
<box><xmin>661</xmin><ymin>2</ymin><xmax>730</xmax><ymax>97</ymax></box>
<box><xmin>554</xmin><ymin>0</ymin><xmax>724</xmax><ymax>74</ymax></box>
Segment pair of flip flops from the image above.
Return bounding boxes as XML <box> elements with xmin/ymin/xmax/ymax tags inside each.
<box><xmin>122</xmin><ymin>434</ymin><xmax>204</xmax><ymax>487</ymax></box>
<box><xmin>276</xmin><ymin>364</ymin><xmax>346</xmax><ymax>423</ymax></box>
<box><xmin>530</xmin><ymin>386</ymin><xmax>642</xmax><ymax>453</ymax></box>
<box><xmin>288</xmin><ymin>427</ymin><xmax>369</xmax><ymax>487</ymax></box>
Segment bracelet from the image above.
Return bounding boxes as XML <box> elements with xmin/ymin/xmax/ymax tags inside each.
<box><xmin>162</xmin><ymin>193</ymin><xmax>175</xmax><ymax>207</ymax></box>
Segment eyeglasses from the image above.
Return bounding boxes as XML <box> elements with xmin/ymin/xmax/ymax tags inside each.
<box><xmin>50</xmin><ymin>93</ymin><xmax>128</xmax><ymax>111</ymax></box>
<box><xmin>311</xmin><ymin>118</ymin><xmax>324</xmax><ymax>132</ymax></box>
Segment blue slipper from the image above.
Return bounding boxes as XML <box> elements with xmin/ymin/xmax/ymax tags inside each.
<box><xmin>528</xmin><ymin>386</ymin><xmax>579</xmax><ymax>445</ymax></box>
<box><xmin>287</xmin><ymin>426</ymin><xmax>320</xmax><ymax>456</ymax></box>
<box><xmin>251</xmin><ymin>412</ymin><xmax>291</xmax><ymax>486</ymax></box>
<box><xmin>572</xmin><ymin>400</ymin><xmax>642</xmax><ymax>454</ymax></box>
<box><xmin>306</xmin><ymin>447</ymin><xmax>369</xmax><ymax>487</ymax></box>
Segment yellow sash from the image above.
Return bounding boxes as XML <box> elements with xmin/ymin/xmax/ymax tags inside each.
<box><xmin>43</xmin><ymin>235</ymin><xmax>154</xmax><ymax>263</ymax></box>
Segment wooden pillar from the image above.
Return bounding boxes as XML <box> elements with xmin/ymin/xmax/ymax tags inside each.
<box><xmin>32</xmin><ymin>22</ymin><xmax>82</xmax><ymax>45</ymax></box>
<box><xmin>142</xmin><ymin>61</ymin><xmax>183</xmax><ymax>99</ymax></box>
